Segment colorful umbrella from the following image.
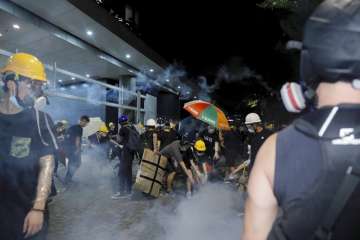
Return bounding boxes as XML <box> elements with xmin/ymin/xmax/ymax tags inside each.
<box><xmin>183</xmin><ymin>100</ymin><xmax>230</xmax><ymax>130</ymax></box>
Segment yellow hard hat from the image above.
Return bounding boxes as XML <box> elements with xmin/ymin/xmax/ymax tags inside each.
<box><xmin>99</xmin><ymin>124</ymin><xmax>109</xmax><ymax>133</ymax></box>
<box><xmin>1</xmin><ymin>53</ymin><xmax>47</xmax><ymax>82</ymax></box>
<box><xmin>194</xmin><ymin>140</ymin><xmax>206</xmax><ymax>152</ymax></box>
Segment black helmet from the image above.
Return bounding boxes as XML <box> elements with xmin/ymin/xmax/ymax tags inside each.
<box><xmin>301</xmin><ymin>0</ymin><xmax>360</xmax><ymax>88</ymax></box>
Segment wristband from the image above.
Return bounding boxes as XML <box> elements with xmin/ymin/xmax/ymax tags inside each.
<box><xmin>31</xmin><ymin>208</ymin><xmax>45</xmax><ymax>213</ymax></box>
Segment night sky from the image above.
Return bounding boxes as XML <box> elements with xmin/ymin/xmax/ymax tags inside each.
<box><xmin>102</xmin><ymin>1</ymin><xmax>296</xmax><ymax>113</ymax></box>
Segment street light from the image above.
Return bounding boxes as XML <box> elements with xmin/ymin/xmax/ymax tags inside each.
<box><xmin>13</xmin><ymin>24</ymin><xmax>20</xmax><ymax>30</ymax></box>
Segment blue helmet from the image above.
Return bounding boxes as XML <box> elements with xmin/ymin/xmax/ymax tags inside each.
<box><xmin>118</xmin><ymin>114</ymin><xmax>128</xmax><ymax>124</ymax></box>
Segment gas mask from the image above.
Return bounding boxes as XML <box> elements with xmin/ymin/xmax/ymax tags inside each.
<box><xmin>2</xmin><ymin>72</ymin><xmax>48</xmax><ymax>110</ymax></box>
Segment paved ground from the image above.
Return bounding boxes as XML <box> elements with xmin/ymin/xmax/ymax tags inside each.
<box><xmin>48</xmin><ymin>150</ymin><xmax>243</xmax><ymax>240</ymax></box>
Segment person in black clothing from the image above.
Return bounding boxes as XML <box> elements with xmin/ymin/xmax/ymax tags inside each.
<box><xmin>111</xmin><ymin>114</ymin><xmax>135</xmax><ymax>199</ymax></box>
<box><xmin>0</xmin><ymin>53</ymin><xmax>57</xmax><ymax>240</ymax></box>
<box><xmin>223</xmin><ymin>125</ymin><xmax>247</xmax><ymax>175</ymax></box>
<box><xmin>64</xmin><ymin>115</ymin><xmax>89</xmax><ymax>185</ymax></box>
<box><xmin>160</xmin><ymin>121</ymin><xmax>179</xmax><ymax>150</ymax></box>
<box><xmin>243</xmin><ymin>2</ymin><xmax>360</xmax><ymax>238</ymax></box>
<box><xmin>140</xmin><ymin>118</ymin><xmax>159</xmax><ymax>153</ymax></box>
<box><xmin>198</xmin><ymin>125</ymin><xmax>220</xmax><ymax>173</ymax></box>
<box><xmin>244</xmin><ymin>113</ymin><xmax>272</xmax><ymax>172</ymax></box>
<box><xmin>160</xmin><ymin>138</ymin><xmax>196</xmax><ymax>198</ymax></box>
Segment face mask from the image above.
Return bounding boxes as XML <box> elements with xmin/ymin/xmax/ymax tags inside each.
<box><xmin>196</xmin><ymin>151</ymin><xmax>205</xmax><ymax>157</ymax></box>
<box><xmin>9</xmin><ymin>95</ymin><xmax>24</xmax><ymax>110</ymax></box>
<box><xmin>208</xmin><ymin>128</ymin><xmax>215</xmax><ymax>134</ymax></box>
<box><xmin>247</xmin><ymin>125</ymin><xmax>255</xmax><ymax>133</ymax></box>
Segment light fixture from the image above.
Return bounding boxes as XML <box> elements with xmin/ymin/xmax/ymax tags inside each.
<box><xmin>165</xmin><ymin>79</ymin><xmax>170</xmax><ymax>82</ymax></box>
<box><xmin>12</xmin><ymin>24</ymin><xmax>20</xmax><ymax>30</ymax></box>
<box><xmin>60</xmin><ymin>87</ymin><xmax>66</xmax><ymax>91</ymax></box>
<box><xmin>194</xmin><ymin>96</ymin><xmax>198</xmax><ymax>99</ymax></box>
<box><xmin>177</xmin><ymin>86</ymin><xmax>181</xmax><ymax>89</ymax></box>
<box><xmin>86</xmin><ymin>30</ymin><xmax>93</xmax><ymax>36</ymax></box>
<box><xmin>186</xmin><ymin>91</ymin><xmax>190</xmax><ymax>94</ymax></box>
<box><xmin>71</xmin><ymin>77</ymin><xmax>76</xmax><ymax>80</ymax></box>
<box><xmin>82</xmin><ymin>83</ymin><xmax>89</xmax><ymax>88</ymax></box>
<box><xmin>149</xmin><ymin>69</ymin><xmax>154</xmax><ymax>72</ymax></box>
<box><xmin>70</xmin><ymin>85</ymin><xmax>77</xmax><ymax>90</ymax></box>
<box><xmin>126</xmin><ymin>54</ymin><xmax>131</xmax><ymax>59</ymax></box>
<box><xmin>0</xmin><ymin>33</ymin><xmax>3</xmax><ymax>37</ymax></box>
<box><xmin>85</xmin><ymin>74</ymin><xmax>90</xmax><ymax>78</ymax></box>
<box><xmin>58</xmin><ymin>79</ymin><xmax>63</xmax><ymax>83</ymax></box>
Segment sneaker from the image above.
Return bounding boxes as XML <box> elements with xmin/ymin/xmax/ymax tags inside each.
<box><xmin>186</xmin><ymin>191</ymin><xmax>192</xmax><ymax>199</ymax></box>
<box><xmin>111</xmin><ymin>192</ymin><xmax>131</xmax><ymax>200</ymax></box>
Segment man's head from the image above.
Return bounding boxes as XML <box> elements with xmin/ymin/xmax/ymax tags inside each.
<box><xmin>145</xmin><ymin>118</ymin><xmax>156</xmax><ymax>131</ymax></box>
<box><xmin>194</xmin><ymin>139</ymin><xmax>206</xmax><ymax>156</ymax></box>
<box><xmin>98</xmin><ymin>124</ymin><xmax>109</xmax><ymax>137</ymax></box>
<box><xmin>207</xmin><ymin>125</ymin><xmax>216</xmax><ymax>134</ymax></box>
<box><xmin>179</xmin><ymin>136</ymin><xmax>191</xmax><ymax>152</ymax></box>
<box><xmin>118</xmin><ymin>114</ymin><xmax>129</xmax><ymax>126</ymax></box>
<box><xmin>108</xmin><ymin>122</ymin><xmax>115</xmax><ymax>131</ymax></box>
<box><xmin>1</xmin><ymin>53</ymin><xmax>47</xmax><ymax>110</ymax></box>
<box><xmin>79</xmin><ymin>115</ymin><xmax>90</xmax><ymax>128</ymax></box>
<box><xmin>245</xmin><ymin>113</ymin><xmax>262</xmax><ymax>133</ymax></box>
<box><xmin>282</xmin><ymin>0</ymin><xmax>360</xmax><ymax>111</ymax></box>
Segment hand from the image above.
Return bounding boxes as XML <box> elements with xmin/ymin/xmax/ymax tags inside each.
<box><xmin>23</xmin><ymin>210</ymin><xmax>44</xmax><ymax>238</ymax></box>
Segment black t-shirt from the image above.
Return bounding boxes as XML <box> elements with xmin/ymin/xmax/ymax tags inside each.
<box><xmin>249</xmin><ymin>128</ymin><xmax>273</xmax><ymax>170</ymax></box>
<box><xmin>223</xmin><ymin>130</ymin><xmax>246</xmax><ymax>158</ymax></box>
<box><xmin>199</xmin><ymin>130</ymin><xmax>220</xmax><ymax>157</ymax></box>
<box><xmin>0</xmin><ymin>109</ymin><xmax>55</xmax><ymax>208</ymax></box>
<box><xmin>65</xmin><ymin>124</ymin><xmax>83</xmax><ymax>152</ymax></box>
<box><xmin>160</xmin><ymin>128</ymin><xmax>179</xmax><ymax>150</ymax></box>
<box><xmin>119</xmin><ymin>125</ymin><xmax>130</xmax><ymax>146</ymax></box>
<box><xmin>141</xmin><ymin>130</ymin><xmax>157</xmax><ymax>150</ymax></box>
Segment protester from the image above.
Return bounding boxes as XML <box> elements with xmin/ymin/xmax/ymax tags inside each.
<box><xmin>222</xmin><ymin>124</ymin><xmax>246</xmax><ymax>177</ymax></box>
<box><xmin>159</xmin><ymin>120</ymin><xmax>179</xmax><ymax>150</ymax></box>
<box><xmin>198</xmin><ymin>125</ymin><xmax>220</xmax><ymax>175</ymax></box>
<box><xmin>160</xmin><ymin>137</ymin><xmax>196</xmax><ymax>198</ymax></box>
<box><xmin>64</xmin><ymin>115</ymin><xmax>90</xmax><ymax>185</ymax></box>
<box><xmin>111</xmin><ymin>114</ymin><xmax>137</xmax><ymax>199</ymax></box>
<box><xmin>243</xmin><ymin>1</ymin><xmax>360</xmax><ymax>239</ymax></box>
<box><xmin>244</xmin><ymin>112</ymin><xmax>272</xmax><ymax>172</ymax></box>
<box><xmin>141</xmin><ymin>118</ymin><xmax>159</xmax><ymax>153</ymax></box>
<box><xmin>0</xmin><ymin>53</ymin><xmax>57</xmax><ymax>240</ymax></box>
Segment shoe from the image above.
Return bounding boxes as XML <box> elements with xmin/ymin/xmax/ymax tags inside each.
<box><xmin>186</xmin><ymin>191</ymin><xmax>192</xmax><ymax>199</ymax></box>
<box><xmin>111</xmin><ymin>192</ymin><xmax>131</xmax><ymax>200</ymax></box>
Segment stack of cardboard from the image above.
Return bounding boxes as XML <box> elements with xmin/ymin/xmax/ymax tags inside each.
<box><xmin>134</xmin><ymin>149</ymin><xmax>168</xmax><ymax>197</ymax></box>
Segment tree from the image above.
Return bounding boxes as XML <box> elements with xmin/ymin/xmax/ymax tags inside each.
<box><xmin>258</xmin><ymin>0</ymin><xmax>324</xmax><ymax>39</ymax></box>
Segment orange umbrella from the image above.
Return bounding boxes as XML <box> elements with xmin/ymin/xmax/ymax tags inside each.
<box><xmin>183</xmin><ymin>100</ymin><xmax>230</xmax><ymax>130</ymax></box>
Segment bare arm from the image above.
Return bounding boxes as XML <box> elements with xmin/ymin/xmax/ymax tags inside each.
<box><xmin>242</xmin><ymin>134</ymin><xmax>278</xmax><ymax>240</ymax></box>
<box><xmin>33</xmin><ymin>154</ymin><xmax>54</xmax><ymax>210</ymax></box>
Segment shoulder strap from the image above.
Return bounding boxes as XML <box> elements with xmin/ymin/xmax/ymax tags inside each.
<box><xmin>314</xmin><ymin>167</ymin><xmax>360</xmax><ymax>240</ymax></box>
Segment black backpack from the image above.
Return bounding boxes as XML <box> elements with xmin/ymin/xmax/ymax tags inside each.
<box><xmin>268</xmin><ymin>106</ymin><xmax>360</xmax><ymax>240</ymax></box>
<box><xmin>126</xmin><ymin>126</ymin><xmax>143</xmax><ymax>153</ymax></box>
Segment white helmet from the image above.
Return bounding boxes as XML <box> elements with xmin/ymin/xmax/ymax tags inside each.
<box><xmin>146</xmin><ymin>118</ymin><xmax>156</xmax><ymax>127</ymax></box>
<box><xmin>245</xmin><ymin>113</ymin><xmax>261</xmax><ymax>124</ymax></box>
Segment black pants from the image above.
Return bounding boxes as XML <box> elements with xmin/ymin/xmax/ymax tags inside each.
<box><xmin>117</xmin><ymin>148</ymin><xmax>134</xmax><ymax>193</ymax></box>
<box><xmin>0</xmin><ymin>201</ymin><xmax>49</xmax><ymax>240</ymax></box>
<box><xmin>64</xmin><ymin>151</ymin><xmax>81</xmax><ymax>184</ymax></box>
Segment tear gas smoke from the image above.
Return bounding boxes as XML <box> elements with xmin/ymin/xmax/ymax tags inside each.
<box><xmin>51</xmin><ymin>149</ymin><xmax>244</xmax><ymax>240</ymax></box>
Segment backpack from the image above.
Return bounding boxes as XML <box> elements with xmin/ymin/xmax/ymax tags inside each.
<box><xmin>268</xmin><ymin>106</ymin><xmax>360</xmax><ymax>240</ymax></box>
<box><xmin>126</xmin><ymin>126</ymin><xmax>143</xmax><ymax>153</ymax></box>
